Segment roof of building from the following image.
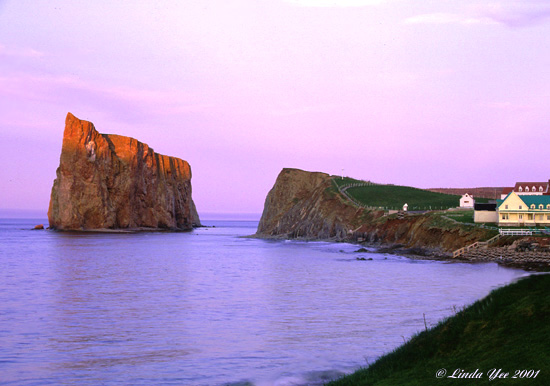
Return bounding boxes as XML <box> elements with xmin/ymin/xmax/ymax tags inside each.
<box><xmin>514</xmin><ymin>182</ymin><xmax>548</xmax><ymax>191</ymax></box>
<box><xmin>474</xmin><ymin>203</ymin><xmax>496</xmax><ymax>211</ymax></box>
<box><xmin>519</xmin><ymin>195</ymin><xmax>550</xmax><ymax>206</ymax></box>
<box><xmin>498</xmin><ymin>193</ymin><xmax>550</xmax><ymax>208</ymax></box>
<box><xmin>501</xmin><ymin>187</ymin><xmax>514</xmax><ymax>195</ymax></box>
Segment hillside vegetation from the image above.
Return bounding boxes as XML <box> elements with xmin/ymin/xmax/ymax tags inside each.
<box><xmin>327</xmin><ymin>274</ymin><xmax>550</xmax><ymax>386</ymax></box>
<box><xmin>335</xmin><ymin>177</ymin><xmax>488</xmax><ymax>210</ymax></box>
<box><xmin>428</xmin><ymin>187</ymin><xmax>505</xmax><ymax>200</ymax></box>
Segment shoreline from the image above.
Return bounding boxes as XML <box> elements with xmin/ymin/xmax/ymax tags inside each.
<box><xmin>43</xmin><ymin>226</ymin><xmax>197</xmax><ymax>233</ymax></box>
<box><xmin>251</xmin><ymin>233</ymin><xmax>550</xmax><ymax>272</ymax></box>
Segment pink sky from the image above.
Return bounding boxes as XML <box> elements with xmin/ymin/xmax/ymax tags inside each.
<box><xmin>1</xmin><ymin>0</ymin><xmax>550</xmax><ymax>217</ymax></box>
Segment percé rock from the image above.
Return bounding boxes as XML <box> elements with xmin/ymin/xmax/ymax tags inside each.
<box><xmin>256</xmin><ymin>168</ymin><xmax>494</xmax><ymax>253</ymax></box>
<box><xmin>48</xmin><ymin>112</ymin><xmax>200</xmax><ymax>231</ymax></box>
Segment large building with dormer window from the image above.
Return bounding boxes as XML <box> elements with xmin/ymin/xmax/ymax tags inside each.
<box><xmin>513</xmin><ymin>181</ymin><xmax>549</xmax><ymax>195</ymax></box>
<box><xmin>497</xmin><ymin>191</ymin><xmax>550</xmax><ymax>226</ymax></box>
<box><xmin>500</xmin><ymin>181</ymin><xmax>549</xmax><ymax>199</ymax></box>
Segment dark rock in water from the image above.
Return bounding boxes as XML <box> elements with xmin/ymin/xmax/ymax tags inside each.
<box><xmin>354</xmin><ymin>247</ymin><xmax>369</xmax><ymax>253</ymax></box>
<box><xmin>402</xmin><ymin>247</ymin><xmax>429</xmax><ymax>256</ymax></box>
<box><xmin>33</xmin><ymin>224</ymin><xmax>44</xmax><ymax>230</ymax></box>
<box><xmin>48</xmin><ymin>112</ymin><xmax>200</xmax><ymax>231</ymax></box>
<box><xmin>356</xmin><ymin>257</ymin><xmax>374</xmax><ymax>261</ymax></box>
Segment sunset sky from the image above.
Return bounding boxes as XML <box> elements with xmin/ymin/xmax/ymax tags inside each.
<box><xmin>1</xmin><ymin>0</ymin><xmax>549</xmax><ymax>217</ymax></box>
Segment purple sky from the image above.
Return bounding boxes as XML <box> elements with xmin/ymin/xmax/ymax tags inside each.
<box><xmin>1</xmin><ymin>0</ymin><xmax>550</xmax><ymax>217</ymax></box>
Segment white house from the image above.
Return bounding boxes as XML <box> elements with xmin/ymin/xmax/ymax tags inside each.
<box><xmin>459</xmin><ymin>193</ymin><xmax>475</xmax><ymax>208</ymax></box>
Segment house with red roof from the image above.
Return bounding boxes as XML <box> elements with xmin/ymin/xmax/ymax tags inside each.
<box><xmin>500</xmin><ymin>181</ymin><xmax>549</xmax><ymax>199</ymax></box>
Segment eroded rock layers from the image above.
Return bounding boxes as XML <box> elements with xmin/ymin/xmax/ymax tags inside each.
<box><xmin>48</xmin><ymin>113</ymin><xmax>200</xmax><ymax>231</ymax></box>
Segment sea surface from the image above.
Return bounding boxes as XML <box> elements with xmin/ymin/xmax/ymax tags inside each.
<box><xmin>0</xmin><ymin>218</ymin><xmax>526</xmax><ymax>386</ymax></box>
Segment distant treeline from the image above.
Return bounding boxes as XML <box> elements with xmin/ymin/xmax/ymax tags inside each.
<box><xmin>427</xmin><ymin>187</ymin><xmax>506</xmax><ymax>200</ymax></box>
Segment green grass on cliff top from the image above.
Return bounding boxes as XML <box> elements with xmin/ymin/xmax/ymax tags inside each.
<box><xmin>327</xmin><ymin>273</ymin><xmax>550</xmax><ymax>386</ymax></box>
<box><xmin>333</xmin><ymin>177</ymin><xmax>488</xmax><ymax>210</ymax></box>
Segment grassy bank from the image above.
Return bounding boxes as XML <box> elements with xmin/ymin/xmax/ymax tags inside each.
<box><xmin>443</xmin><ymin>210</ymin><xmax>474</xmax><ymax>224</ymax></box>
<box><xmin>327</xmin><ymin>274</ymin><xmax>550</xmax><ymax>385</ymax></box>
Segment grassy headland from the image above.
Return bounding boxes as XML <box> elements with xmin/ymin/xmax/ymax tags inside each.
<box><xmin>334</xmin><ymin>177</ymin><xmax>488</xmax><ymax>210</ymax></box>
<box><xmin>327</xmin><ymin>274</ymin><xmax>550</xmax><ymax>386</ymax></box>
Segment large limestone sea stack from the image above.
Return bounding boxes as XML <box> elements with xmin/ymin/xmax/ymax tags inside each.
<box><xmin>48</xmin><ymin>113</ymin><xmax>200</xmax><ymax>231</ymax></box>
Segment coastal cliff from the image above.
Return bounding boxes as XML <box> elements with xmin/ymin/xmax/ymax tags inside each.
<box><xmin>256</xmin><ymin>168</ymin><xmax>493</xmax><ymax>254</ymax></box>
<box><xmin>48</xmin><ymin>113</ymin><xmax>200</xmax><ymax>231</ymax></box>
<box><xmin>257</xmin><ymin>169</ymin><xmax>377</xmax><ymax>240</ymax></box>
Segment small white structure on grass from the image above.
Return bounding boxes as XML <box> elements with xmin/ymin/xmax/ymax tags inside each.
<box><xmin>403</xmin><ymin>203</ymin><xmax>408</xmax><ymax>212</ymax></box>
<box><xmin>460</xmin><ymin>193</ymin><xmax>475</xmax><ymax>208</ymax></box>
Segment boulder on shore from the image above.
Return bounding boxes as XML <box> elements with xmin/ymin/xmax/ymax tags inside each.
<box><xmin>48</xmin><ymin>112</ymin><xmax>200</xmax><ymax>231</ymax></box>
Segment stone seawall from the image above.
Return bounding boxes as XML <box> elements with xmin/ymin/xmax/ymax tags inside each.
<box><xmin>460</xmin><ymin>247</ymin><xmax>550</xmax><ymax>270</ymax></box>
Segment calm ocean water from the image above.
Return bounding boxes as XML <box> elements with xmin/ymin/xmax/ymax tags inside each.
<box><xmin>0</xmin><ymin>218</ymin><xmax>526</xmax><ymax>386</ymax></box>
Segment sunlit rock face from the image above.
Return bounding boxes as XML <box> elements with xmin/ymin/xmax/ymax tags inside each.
<box><xmin>48</xmin><ymin>112</ymin><xmax>200</xmax><ymax>230</ymax></box>
<box><xmin>256</xmin><ymin>168</ymin><xmax>364</xmax><ymax>239</ymax></box>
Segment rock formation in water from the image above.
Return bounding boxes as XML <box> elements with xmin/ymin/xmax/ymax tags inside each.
<box><xmin>256</xmin><ymin>168</ymin><xmax>494</xmax><ymax>254</ymax></box>
<box><xmin>257</xmin><ymin>168</ymin><xmax>373</xmax><ymax>239</ymax></box>
<box><xmin>48</xmin><ymin>112</ymin><xmax>200</xmax><ymax>231</ymax></box>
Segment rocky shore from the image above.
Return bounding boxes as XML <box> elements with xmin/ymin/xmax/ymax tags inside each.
<box><xmin>355</xmin><ymin>241</ymin><xmax>550</xmax><ymax>271</ymax></box>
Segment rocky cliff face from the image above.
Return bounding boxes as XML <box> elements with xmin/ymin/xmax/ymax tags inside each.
<box><xmin>256</xmin><ymin>168</ymin><xmax>493</xmax><ymax>254</ymax></box>
<box><xmin>257</xmin><ymin>168</ymin><xmax>377</xmax><ymax>239</ymax></box>
<box><xmin>48</xmin><ymin>113</ymin><xmax>200</xmax><ymax>231</ymax></box>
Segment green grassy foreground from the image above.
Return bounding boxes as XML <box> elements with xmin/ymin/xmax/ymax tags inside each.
<box><xmin>327</xmin><ymin>274</ymin><xmax>550</xmax><ymax>386</ymax></box>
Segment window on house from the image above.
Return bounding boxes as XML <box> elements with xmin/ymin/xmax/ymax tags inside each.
<box><xmin>528</xmin><ymin>214</ymin><xmax>533</xmax><ymax>220</ymax></box>
<box><xmin>505</xmin><ymin>205</ymin><xmax>508</xmax><ymax>209</ymax></box>
<box><xmin>540</xmin><ymin>187</ymin><xmax>544</xmax><ymax>192</ymax></box>
<box><xmin>526</xmin><ymin>187</ymin><xmax>530</xmax><ymax>192</ymax></box>
<box><xmin>547</xmin><ymin>215</ymin><xmax>550</xmax><ymax>221</ymax></box>
<box><xmin>540</xmin><ymin>204</ymin><xmax>544</xmax><ymax>209</ymax></box>
<box><xmin>519</xmin><ymin>187</ymin><xmax>523</xmax><ymax>192</ymax></box>
<box><xmin>519</xmin><ymin>205</ymin><xmax>522</xmax><ymax>209</ymax></box>
<box><xmin>533</xmin><ymin>186</ymin><xmax>537</xmax><ymax>191</ymax></box>
<box><xmin>502</xmin><ymin>214</ymin><xmax>506</xmax><ymax>220</ymax></box>
<box><xmin>519</xmin><ymin>214</ymin><xmax>523</xmax><ymax>220</ymax></box>
<box><xmin>531</xmin><ymin>204</ymin><xmax>535</xmax><ymax>209</ymax></box>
